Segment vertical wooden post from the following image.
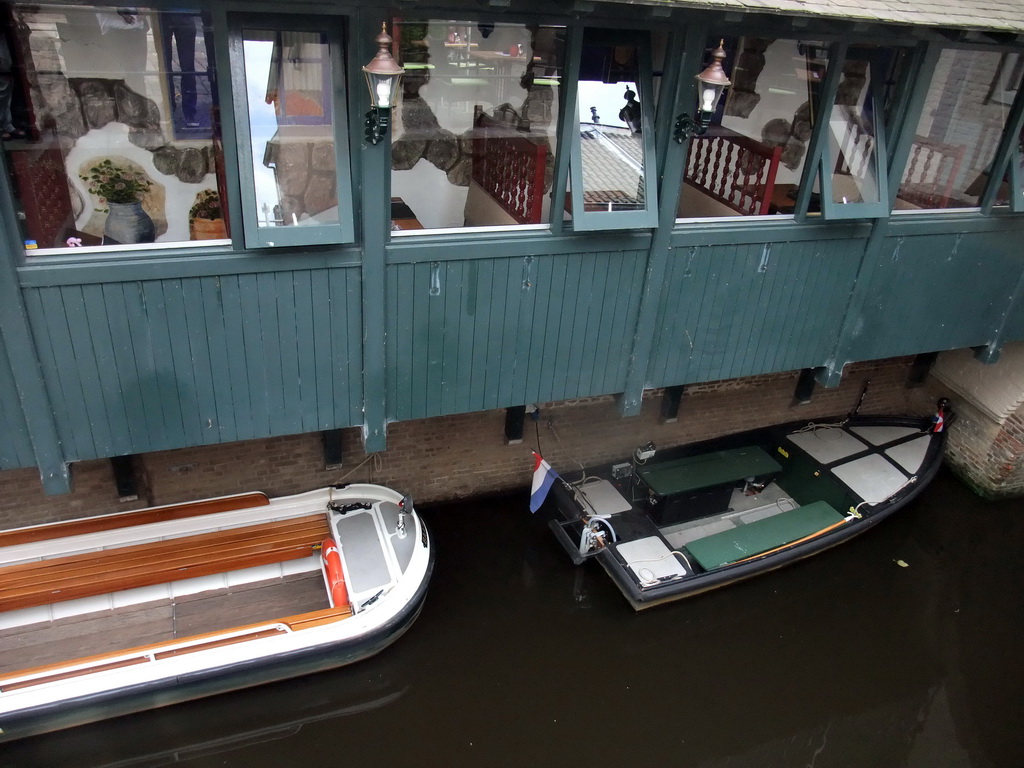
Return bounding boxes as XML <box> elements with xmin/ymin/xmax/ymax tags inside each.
<box><xmin>0</xmin><ymin>150</ymin><xmax>70</xmax><ymax>493</ymax></box>
<box><xmin>359</xmin><ymin>10</ymin><xmax>390</xmax><ymax>453</ymax></box>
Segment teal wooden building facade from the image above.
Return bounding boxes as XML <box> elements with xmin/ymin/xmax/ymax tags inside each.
<box><xmin>1</xmin><ymin>0</ymin><xmax>1023</xmax><ymax>495</ymax></box>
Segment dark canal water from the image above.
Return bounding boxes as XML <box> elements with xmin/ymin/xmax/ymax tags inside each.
<box><xmin>2</xmin><ymin>467</ymin><xmax>1023</xmax><ymax>767</ymax></box>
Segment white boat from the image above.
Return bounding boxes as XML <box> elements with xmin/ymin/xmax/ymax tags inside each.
<box><xmin>0</xmin><ymin>483</ymin><xmax>433</xmax><ymax>742</ymax></box>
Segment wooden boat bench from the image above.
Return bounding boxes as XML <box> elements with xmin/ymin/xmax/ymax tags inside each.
<box><xmin>685</xmin><ymin>500</ymin><xmax>846</xmax><ymax>571</ymax></box>
<box><xmin>0</xmin><ymin>514</ymin><xmax>330</xmax><ymax>613</ymax></box>
<box><xmin>638</xmin><ymin>447</ymin><xmax>783</xmax><ymax>526</ymax></box>
<box><xmin>0</xmin><ymin>492</ymin><xmax>271</xmax><ymax>549</ymax></box>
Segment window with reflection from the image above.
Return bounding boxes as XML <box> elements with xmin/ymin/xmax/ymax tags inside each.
<box><xmin>390</xmin><ymin>19</ymin><xmax>565</xmax><ymax>232</ymax></box>
<box><xmin>824</xmin><ymin>53</ymin><xmax>884</xmax><ymax>208</ymax></box>
<box><xmin>1013</xmin><ymin>125</ymin><xmax>1024</xmax><ymax>211</ymax></box>
<box><xmin>895</xmin><ymin>48</ymin><xmax>1023</xmax><ymax>211</ymax></box>
<box><xmin>232</xmin><ymin>21</ymin><xmax>353</xmax><ymax>247</ymax></box>
<box><xmin>567</xmin><ymin>28</ymin><xmax>660</xmax><ymax>230</ymax></box>
<box><xmin>678</xmin><ymin>38</ymin><xmax>830</xmax><ymax>219</ymax></box>
<box><xmin>818</xmin><ymin>47</ymin><xmax>905</xmax><ymax>219</ymax></box>
<box><xmin>577</xmin><ymin>44</ymin><xmax>644</xmax><ymax>212</ymax></box>
<box><xmin>1</xmin><ymin>4</ymin><xmax>226</xmax><ymax>254</ymax></box>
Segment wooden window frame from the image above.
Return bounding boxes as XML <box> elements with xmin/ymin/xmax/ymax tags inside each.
<box><xmin>818</xmin><ymin>47</ymin><xmax>894</xmax><ymax>221</ymax></box>
<box><xmin>228</xmin><ymin>14</ymin><xmax>355</xmax><ymax>249</ymax></box>
<box><xmin>568</xmin><ymin>28</ymin><xmax>660</xmax><ymax>232</ymax></box>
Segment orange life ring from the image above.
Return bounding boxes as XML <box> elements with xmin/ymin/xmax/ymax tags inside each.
<box><xmin>321</xmin><ymin>537</ymin><xmax>350</xmax><ymax>609</ymax></box>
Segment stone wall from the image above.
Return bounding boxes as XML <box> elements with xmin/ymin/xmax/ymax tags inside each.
<box><xmin>915</xmin><ymin>343</ymin><xmax>1024</xmax><ymax>499</ymax></box>
<box><xmin>917</xmin><ymin>394</ymin><xmax>1024</xmax><ymax>499</ymax></box>
<box><xmin>0</xmin><ymin>356</ymin><xmax>926</xmax><ymax>530</ymax></box>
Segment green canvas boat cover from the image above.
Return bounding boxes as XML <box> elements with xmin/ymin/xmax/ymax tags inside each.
<box><xmin>686</xmin><ymin>501</ymin><xmax>845</xmax><ymax>570</ymax></box>
<box><xmin>638</xmin><ymin>447</ymin><xmax>782</xmax><ymax>496</ymax></box>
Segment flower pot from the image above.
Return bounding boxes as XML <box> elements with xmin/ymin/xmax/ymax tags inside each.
<box><xmin>190</xmin><ymin>217</ymin><xmax>227</xmax><ymax>240</ymax></box>
<box><xmin>103</xmin><ymin>201</ymin><xmax>155</xmax><ymax>245</ymax></box>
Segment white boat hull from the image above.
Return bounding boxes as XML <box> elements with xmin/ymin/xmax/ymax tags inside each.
<box><xmin>0</xmin><ymin>484</ymin><xmax>433</xmax><ymax>741</ymax></box>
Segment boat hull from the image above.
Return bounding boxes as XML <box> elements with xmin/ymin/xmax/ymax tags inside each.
<box><xmin>548</xmin><ymin>414</ymin><xmax>946</xmax><ymax>610</ymax></box>
<box><xmin>0</xmin><ymin>484</ymin><xmax>434</xmax><ymax>742</ymax></box>
<box><xmin>0</xmin><ymin>555</ymin><xmax>431</xmax><ymax>742</ymax></box>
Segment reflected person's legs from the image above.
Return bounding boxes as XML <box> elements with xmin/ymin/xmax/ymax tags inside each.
<box><xmin>0</xmin><ymin>75</ymin><xmax>14</xmax><ymax>134</ymax></box>
<box><xmin>160</xmin><ymin>13</ymin><xmax>200</xmax><ymax>126</ymax></box>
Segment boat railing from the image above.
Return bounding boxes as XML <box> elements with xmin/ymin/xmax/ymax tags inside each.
<box><xmin>0</xmin><ymin>607</ymin><xmax>355</xmax><ymax>694</ymax></box>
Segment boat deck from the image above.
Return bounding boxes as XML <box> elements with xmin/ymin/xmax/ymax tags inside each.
<box><xmin>0</xmin><ymin>571</ymin><xmax>329</xmax><ymax>675</ymax></box>
<box><xmin>661</xmin><ymin>483</ymin><xmax>798</xmax><ymax>548</ymax></box>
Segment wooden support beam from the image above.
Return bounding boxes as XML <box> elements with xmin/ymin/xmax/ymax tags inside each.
<box><xmin>0</xmin><ymin>146</ymin><xmax>70</xmax><ymax>493</ymax></box>
<box><xmin>359</xmin><ymin>9</ymin><xmax>391</xmax><ymax>454</ymax></box>
<box><xmin>660</xmin><ymin>386</ymin><xmax>685</xmax><ymax>423</ymax></box>
<box><xmin>907</xmin><ymin>352</ymin><xmax>938</xmax><ymax>387</ymax></box>
<box><xmin>323</xmin><ymin>429</ymin><xmax>345</xmax><ymax>469</ymax></box>
<box><xmin>794</xmin><ymin>368</ymin><xmax>819</xmax><ymax>405</ymax></box>
<box><xmin>110</xmin><ymin>455</ymin><xmax>138</xmax><ymax>501</ymax></box>
<box><xmin>504</xmin><ymin>406</ymin><xmax>526</xmax><ymax>445</ymax></box>
<box><xmin>618</xmin><ymin>26</ymin><xmax>693</xmax><ymax>417</ymax></box>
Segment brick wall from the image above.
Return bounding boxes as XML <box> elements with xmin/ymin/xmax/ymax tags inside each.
<box><xmin>989</xmin><ymin>411</ymin><xmax>1024</xmax><ymax>496</ymax></box>
<box><xmin>0</xmin><ymin>356</ymin><xmax>924</xmax><ymax>530</ymax></box>
<box><xmin>911</xmin><ymin>373</ymin><xmax>1024</xmax><ymax>499</ymax></box>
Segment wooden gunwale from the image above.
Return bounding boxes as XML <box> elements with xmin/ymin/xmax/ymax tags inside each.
<box><xmin>0</xmin><ymin>515</ymin><xmax>330</xmax><ymax>613</ymax></box>
<box><xmin>0</xmin><ymin>493</ymin><xmax>271</xmax><ymax>549</ymax></box>
<box><xmin>0</xmin><ymin>605</ymin><xmax>353</xmax><ymax>693</ymax></box>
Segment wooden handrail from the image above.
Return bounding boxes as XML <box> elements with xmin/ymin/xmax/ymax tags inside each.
<box><xmin>472</xmin><ymin>107</ymin><xmax>548</xmax><ymax>225</ymax></box>
<box><xmin>899</xmin><ymin>135</ymin><xmax>967</xmax><ymax>209</ymax></box>
<box><xmin>685</xmin><ymin>126</ymin><xmax>782</xmax><ymax>216</ymax></box>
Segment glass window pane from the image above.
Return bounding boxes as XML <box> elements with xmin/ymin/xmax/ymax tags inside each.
<box><xmin>567</xmin><ymin>29</ymin><xmax>661</xmax><ymax>231</ymax></box>
<box><xmin>678</xmin><ymin>37</ymin><xmax>829</xmax><ymax>219</ymax></box>
<box><xmin>242</xmin><ymin>29</ymin><xmax>338</xmax><ymax>229</ymax></box>
<box><xmin>826</xmin><ymin>53</ymin><xmax>884</xmax><ymax>208</ymax></box>
<box><xmin>3</xmin><ymin>4</ymin><xmax>227</xmax><ymax>253</ymax></box>
<box><xmin>390</xmin><ymin>19</ymin><xmax>565</xmax><ymax>231</ymax></box>
<box><xmin>577</xmin><ymin>43</ymin><xmax>646</xmax><ymax>213</ymax></box>
<box><xmin>896</xmin><ymin>49</ymin><xmax>1022</xmax><ymax>211</ymax></box>
<box><xmin>1013</xmin><ymin>128</ymin><xmax>1024</xmax><ymax>210</ymax></box>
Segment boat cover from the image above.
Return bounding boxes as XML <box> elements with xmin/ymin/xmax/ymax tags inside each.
<box><xmin>686</xmin><ymin>501</ymin><xmax>844</xmax><ymax>570</ymax></box>
<box><xmin>637</xmin><ymin>447</ymin><xmax>781</xmax><ymax>496</ymax></box>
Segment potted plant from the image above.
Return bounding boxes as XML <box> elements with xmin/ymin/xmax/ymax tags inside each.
<box><xmin>80</xmin><ymin>158</ymin><xmax>155</xmax><ymax>244</ymax></box>
<box><xmin>189</xmin><ymin>189</ymin><xmax>226</xmax><ymax>240</ymax></box>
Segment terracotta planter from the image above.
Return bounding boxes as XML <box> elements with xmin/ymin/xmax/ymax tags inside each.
<box><xmin>190</xmin><ymin>217</ymin><xmax>227</xmax><ymax>240</ymax></box>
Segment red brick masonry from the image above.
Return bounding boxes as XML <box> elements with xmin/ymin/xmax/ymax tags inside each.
<box><xmin>0</xmin><ymin>357</ymin><xmax>925</xmax><ymax>530</ymax></box>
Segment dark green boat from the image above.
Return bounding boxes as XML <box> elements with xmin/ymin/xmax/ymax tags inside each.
<box><xmin>547</xmin><ymin>403</ymin><xmax>950</xmax><ymax>610</ymax></box>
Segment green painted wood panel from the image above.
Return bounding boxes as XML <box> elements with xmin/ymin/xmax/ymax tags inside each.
<box><xmin>385</xmin><ymin>250</ymin><xmax>647</xmax><ymax>421</ymax></box>
<box><xmin>24</xmin><ymin>287</ymin><xmax>96</xmax><ymax>459</ymax></box>
<box><xmin>21</xmin><ymin>268</ymin><xmax>363</xmax><ymax>462</ymax></box>
<box><xmin>0</xmin><ymin>333</ymin><xmax>34</xmax><ymax>469</ymax></box>
<box><xmin>841</xmin><ymin>231</ymin><xmax>1024</xmax><ymax>363</ymax></box>
<box><xmin>1002</xmin><ymin>276</ymin><xmax>1024</xmax><ymax>343</ymax></box>
<box><xmin>648</xmin><ymin>238</ymin><xmax>864</xmax><ymax>388</ymax></box>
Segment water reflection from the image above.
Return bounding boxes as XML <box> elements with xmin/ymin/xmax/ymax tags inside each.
<box><xmin>2</xmin><ymin>469</ymin><xmax>1022</xmax><ymax>767</ymax></box>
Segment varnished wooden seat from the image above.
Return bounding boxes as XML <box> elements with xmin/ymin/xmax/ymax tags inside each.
<box><xmin>0</xmin><ymin>514</ymin><xmax>330</xmax><ymax>613</ymax></box>
<box><xmin>0</xmin><ymin>492</ymin><xmax>271</xmax><ymax>549</ymax></box>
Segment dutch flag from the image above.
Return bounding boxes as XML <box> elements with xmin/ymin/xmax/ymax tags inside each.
<box><xmin>530</xmin><ymin>452</ymin><xmax>559</xmax><ymax>513</ymax></box>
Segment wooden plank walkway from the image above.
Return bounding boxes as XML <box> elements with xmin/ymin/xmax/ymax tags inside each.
<box><xmin>0</xmin><ymin>571</ymin><xmax>330</xmax><ymax>675</ymax></box>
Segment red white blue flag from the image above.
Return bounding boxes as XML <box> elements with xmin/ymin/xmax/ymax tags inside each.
<box><xmin>530</xmin><ymin>452</ymin><xmax>559</xmax><ymax>513</ymax></box>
